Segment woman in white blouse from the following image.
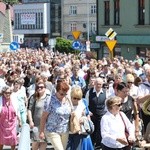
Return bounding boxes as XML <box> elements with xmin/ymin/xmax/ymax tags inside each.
<box><xmin>101</xmin><ymin>96</ymin><xmax>135</xmax><ymax>150</ymax></box>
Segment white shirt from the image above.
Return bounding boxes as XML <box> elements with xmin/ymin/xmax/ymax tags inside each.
<box><xmin>73</xmin><ymin>100</ymin><xmax>86</xmax><ymax>120</ymax></box>
<box><xmin>129</xmin><ymin>84</ymin><xmax>138</xmax><ymax>98</ymax></box>
<box><xmin>85</xmin><ymin>88</ymin><xmax>109</xmax><ymax>106</ymax></box>
<box><xmin>101</xmin><ymin>111</ymin><xmax>135</xmax><ymax>148</ymax></box>
<box><xmin>137</xmin><ymin>81</ymin><xmax>150</xmax><ymax>98</ymax></box>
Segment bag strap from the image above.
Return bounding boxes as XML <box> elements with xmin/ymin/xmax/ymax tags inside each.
<box><xmin>119</xmin><ymin>112</ymin><xmax>128</xmax><ymax>133</ymax></box>
<box><xmin>82</xmin><ymin>98</ymin><xmax>90</xmax><ymax>116</ymax></box>
<box><xmin>67</xmin><ymin>97</ymin><xmax>74</xmax><ymax>111</ymax></box>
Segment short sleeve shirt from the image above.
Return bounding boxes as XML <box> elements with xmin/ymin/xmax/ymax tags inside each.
<box><xmin>44</xmin><ymin>94</ymin><xmax>71</xmax><ymax>133</ymax></box>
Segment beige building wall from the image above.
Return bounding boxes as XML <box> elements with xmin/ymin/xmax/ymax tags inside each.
<box><xmin>62</xmin><ymin>0</ymin><xmax>96</xmax><ymax>40</ymax></box>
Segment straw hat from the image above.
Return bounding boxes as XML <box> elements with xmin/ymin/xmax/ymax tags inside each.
<box><xmin>142</xmin><ymin>98</ymin><xmax>150</xmax><ymax>116</ymax></box>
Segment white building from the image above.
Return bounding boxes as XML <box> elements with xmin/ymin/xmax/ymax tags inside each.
<box><xmin>13</xmin><ymin>0</ymin><xmax>96</xmax><ymax>48</ymax></box>
<box><xmin>62</xmin><ymin>0</ymin><xmax>96</xmax><ymax>40</ymax></box>
<box><xmin>13</xmin><ymin>3</ymin><xmax>50</xmax><ymax>48</ymax></box>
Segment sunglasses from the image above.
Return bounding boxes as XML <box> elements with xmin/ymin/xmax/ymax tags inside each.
<box><xmin>116</xmin><ymin>103</ymin><xmax>123</xmax><ymax>107</ymax></box>
<box><xmin>73</xmin><ymin>97</ymin><xmax>81</xmax><ymax>100</ymax></box>
<box><xmin>4</xmin><ymin>92</ymin><xmax>11</xmax><ymax>95</ymax></box>
<box><xmin>100</xmin><ymin>76</ymin><xmax>105</xmax><ymax>79</ymax></box>
<box><xmin>127</xmin><ymin>82</ymin><xmax>133</xmax><ymax>84</ymax></box>
<box><xmin>37</xmin><ymin>86</ymin><xmax>44</xmax><ymax>89</ymax></box>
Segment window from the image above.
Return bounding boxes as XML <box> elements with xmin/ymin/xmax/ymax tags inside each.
<box><xmin>91</xmin><ymin>5</ymin><xmax>96</xmax><ymax>14</ymax></box>
<box><xmin>114</xmin><ymin>0</ymin><xmax>120</xmax><ymax>25</ymax></box>
<box><xmin>104</xmin><ymin>1</ymin><xmax>110</xmax><ymax>25</ymax></box>
<box><xmin>70</xmin><ymin>23</ymin><xmax>77</xmax><ymax>31</ymax></box>
<box><xmin>69</xmin><ymin>6</ymin><xmax>77</xmax><ymax>15</ymax></box>
<box><xmin>90</xmin><ymin>22</ymin><xmax>96</xmax><ymax>33</ymax></box>
<box><xmin>138</xmin><ymin>0</ymin><xmax>145</xmax><ymax>25</ymax></box>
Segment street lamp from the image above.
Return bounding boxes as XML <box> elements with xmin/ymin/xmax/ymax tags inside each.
<box><xmin>87</xmin><ymin>0</ymin><xmax>90</xmax><ymax>42</ymax></box>
<box><xmin>86</xmin><ymin>0</ymin><xmax>90</xmax><ymax>51</ymax></box>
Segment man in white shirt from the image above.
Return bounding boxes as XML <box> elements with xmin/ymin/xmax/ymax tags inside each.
<box><xmin>85</xmin><ymin>77</ymin><xmax>107</xmax><ymax>149</ymax></box>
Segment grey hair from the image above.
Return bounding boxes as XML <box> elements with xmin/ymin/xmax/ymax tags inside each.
<box><xmin>1</xmin><ymin>85</ymin><xmax>12</xmax><ymax>94</ymax></box>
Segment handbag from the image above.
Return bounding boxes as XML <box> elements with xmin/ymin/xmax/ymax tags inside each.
<box><xmin>80</xmin><ymin>99</ymin><xmax>95</xmax><ymax>135</ymax></box>
<box><xmin>67</xmin><ymin>97</ymin><xmax>80</xmax><ymax>133</ymax></box>
<box><xmin>69</xmin><ymin>112</ymin><xmax>81</xmax><ymax>133</ymax></box>
<box><xmin>80</xmin><ymin>116</ymin><xmax>94</xmax><ymax>135</ymax></box>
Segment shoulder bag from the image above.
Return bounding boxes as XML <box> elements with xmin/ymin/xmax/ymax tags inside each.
<box><xmin>67</xmin><ymin>97</ymin><xmax>80</xmax><ymax>134</ymax></box>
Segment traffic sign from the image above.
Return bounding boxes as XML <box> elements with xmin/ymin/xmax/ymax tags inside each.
<box><xmin>96</xmin><ymin>36</ymin><xmax>109</xmax><ymax>42</ymax></box>
<box><xmin>0</xmin><ymin>33</ymin><xmax>3</xmax><ymax>43</ymax></box>
<box><xmin>105</xmin><ymin>28</ymin><xmax>117</xmax><ymax>40</ymax></box>
<box><xmin>9</xmin><ymin>41</ymin><xmax>19</xmax><ymax>51</ymax></box>
<box><xmin>0</xmin><ymin>33</ymin><xmax>3</xmax><ymax>39</ymax></box>
<box><xmin>72</xmin><ymin>41</ymin><xmax>81</xmax><ymax>50</ymax></box>
<box><xmin>72</xmin><ymin>31</ymin><xmax>81</xmax><ymax>40</ymax></box>
<box><xmin>80</xmin><ymin>44</ymin><xmax>86</xmax><ymax>51</ymax></box>
<box><xmin>105</xmin><ymin>40</ymin><xmax>117</xmax><ymax>51</ymax></box>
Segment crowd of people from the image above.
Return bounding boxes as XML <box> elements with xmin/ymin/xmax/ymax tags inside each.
<box><xmin>0</xmin><ymin>48</ymin><xmax>149</xmax><ymax>150</ymax></box>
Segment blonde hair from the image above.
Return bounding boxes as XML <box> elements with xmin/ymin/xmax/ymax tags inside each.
<box><xmin>71</xmin><ymin>86</ymin><xmax>83</xmax><ymax>99</ymax></box>
<box><xmin>106</xmin><ymin>96</ymin><xmax>122</xmax><ymax>110</ymax></box>
<box><xmin>126</xmin><ymin>73</ymin><xmax>134</xmax><ymax>82</ymax></box>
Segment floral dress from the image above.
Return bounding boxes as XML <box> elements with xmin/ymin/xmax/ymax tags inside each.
<box><xmin>0</xmin><ymin>97</ymin><xmax>18</xmax><ymax>146</ymax></box>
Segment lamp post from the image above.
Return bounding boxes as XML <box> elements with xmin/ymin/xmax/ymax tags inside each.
<box><xmin>86</xmin><ymin>0</ymin><xmax>90</xmax><ymax>51</ymax></box>
<box><xmin>87</xmin><ymin>0</ymin><xmax>90</xmax><ymax>42</ymax></box>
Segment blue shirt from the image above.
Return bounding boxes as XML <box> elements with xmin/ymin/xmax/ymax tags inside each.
<box><xmin>71</xmin><ymin>75</ymin><xmax>86</xmax><ymax>89</ymax></box>
<box><xmin>44</xmin><ymin>94</ymin><xmax>71</xmax><ymax>133</ymax></box>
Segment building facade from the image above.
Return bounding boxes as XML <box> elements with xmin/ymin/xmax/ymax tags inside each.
<box><xmin>13</xmin><ymin>0</ymin><xmax>61</xmax><ymax>48</ymax></box>
<box><xmin>62</xmin><ymin>0</ymin><xmax>96</xmax><ymax>41</ymax></box>
<box><xmin>96</xmin><ymin>0</ymin><xmax>150</xmax><ymax>60</ymax></box>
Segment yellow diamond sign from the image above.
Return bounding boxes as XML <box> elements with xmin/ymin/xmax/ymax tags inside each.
<box><xmin>72</xmin><ymin>31</ymin><xmax>81</xmax><ymax>39</ymax></box>
<box><xmin>105</xmin><ymin>40</ymin><xmax>117</xmax><ymax>51</ymax></box>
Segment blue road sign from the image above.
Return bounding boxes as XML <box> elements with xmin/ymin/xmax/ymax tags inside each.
<box><xmin>9</xmin><ymin>42</ymin><xmax>19</xmax><ymax>51</ymax></box>
<box><xmin>72</xmin><ymin>41</ymin><xmax>81</xmax><ymax>50</ymax></box>
<box><xmin>80</xmin><ymin>44</ymin><xmax>86</xmax><ymax>51</ymax></box>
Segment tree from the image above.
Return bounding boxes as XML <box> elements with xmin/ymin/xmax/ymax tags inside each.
<box><xmin>1</xmin><ymin>0</ymin><xmax>21</xmax><ymax>5</ymax></box>
<box><xmin>55</xmin><ymin>37</ymin><xmax>75</xmax><ymax>53</ymax></box>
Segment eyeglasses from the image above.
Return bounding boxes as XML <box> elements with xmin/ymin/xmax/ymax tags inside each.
<box><xmin>127</xmin><ymin>82</ymin><xmax>133</xmax><ymax>84</ymax></box>
<box><xmin>59</xmin><ymin>92</ymin><xmax>67</xmax><ymax>96</ymax></box>
<box><xmin>116</xmin><ymin>103</ymin><xmax>123</xmax><ymax>107</ymax></box>
<box><xmin>37</xmin><ymin>86</ymin><xmax>45</xmax><ymax>89</ymax></box>
<box><xmin>73</xmin><ymin>97</ymin><xmax>81</xmax><ymax>100</ymax></box>
<box><xmin>4</xmin><ymin>92</ymin><xmax>11</xmax><ymax>95</ymax></box>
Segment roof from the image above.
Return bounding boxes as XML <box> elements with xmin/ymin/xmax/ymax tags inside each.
<box><xmin>0</xmin><ymin>2</ymin><xmax>14</xmax><ymax>20</ymax></box>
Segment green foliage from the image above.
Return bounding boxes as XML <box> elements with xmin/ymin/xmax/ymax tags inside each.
<box><xmin>2</xmin><ymin>0</ymin><xmax>20</xmax><ymax>5</ymax></box>
<box><xmin>55</xmin><ymin>37</ymin><xmax>77</xmax><ymax>54</ymax></box>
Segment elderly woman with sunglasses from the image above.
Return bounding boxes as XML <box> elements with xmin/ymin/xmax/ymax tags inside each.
<box><xmin>101</xmin><ymin>96</ymin><xmax>135</xmax><ymax>150</ymax></box>
<box><xmin>27</xmin><ymin>80</ymin><xmax>51</xmax><ymax>150</ymax></box>
<box><xmin>66</xmin><ymin>86</ymin><xmax>93</xmax><ymax>150</ymax></box>
<box><xmin>0</xmin><ymin>85</ymin><xmax>20</xmax><ymax>150</ymax></box>
<box><xmin>39</xmin><ymin>81</ymin><xmax>71</xmax><ymax>150</ymax></box>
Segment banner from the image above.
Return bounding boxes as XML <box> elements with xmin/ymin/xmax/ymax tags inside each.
<box><xmin>21</xmin><ymin>13</ymin><xmax>36</xmax><ymax>25</ymax></box>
